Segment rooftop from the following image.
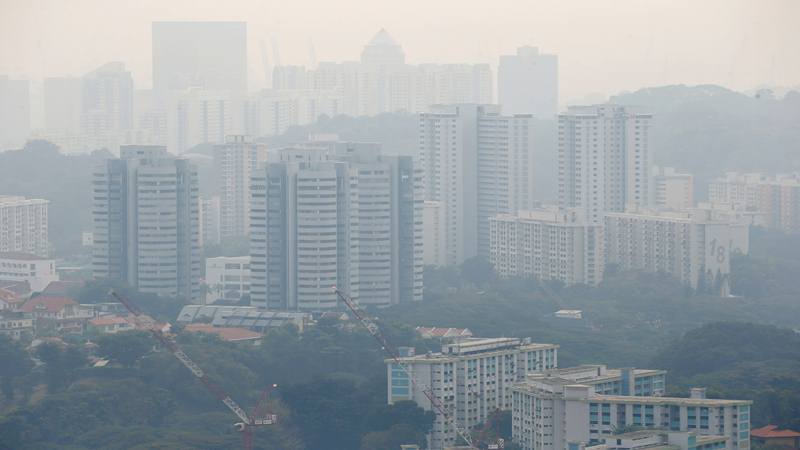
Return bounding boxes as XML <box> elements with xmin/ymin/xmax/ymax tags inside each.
<box><xmin>184</xmin><ymin>324</ymin><xmax>262</xmax><ymax>342</ymax></box>
<box><xmin>415</xmin><ymin>326</ymin><xmax>473</xmax><ymax>339</ymax></box>
<box><xmin>20</xmin><ymin>296</ymin><xmax>78</xmax><ymax>313</ymax></box>
<box><xmin>89</xmin><ymin>315</ymin><xmax>132</xmax><ymax>327</ymax></box>
<box><xmin>0</xmin><ymin>252</ymin><xmax>50</xmax><ymax>261</ymax></box>
<box><xmin>592</xmin><ymin>394</ymin><xmax>751</xmax><ymax>407</ymax></box>
<box><xmin>394</xmin><ymin>337</ymin><xmax>557</xmax><ymax>363</ymax></box>
<box><xmin>42</xmin><ymin>280</ymin><xmax>84</xmax><ymax>296</ymax></box>
<box><xmin>751</xmin><ymin>425</ymin><xmax>800</xmax><ymax>438</ymax></box>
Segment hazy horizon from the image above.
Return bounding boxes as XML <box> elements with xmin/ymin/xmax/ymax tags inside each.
<box><xmin>2</xmin><ymin>0</ymin><xmax>799</xmax><ymax>102</ymax></box>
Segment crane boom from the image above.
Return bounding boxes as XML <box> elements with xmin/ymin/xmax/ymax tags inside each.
<box><xmin>108</xmin><ymin>290</ymin><xmax>252</xmax><ymax>425</ymax></box>
<box><xmin>333</xmin><ymin>287</ymin><xmax>474</xmax><ymax>448</ymax></box>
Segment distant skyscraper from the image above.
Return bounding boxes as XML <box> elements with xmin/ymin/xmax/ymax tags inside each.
<box><xmin>168</xmin><ymin>88</ymin><xmax>233</xmax><ymax>153</ymax></box>
<box><xmin>250</xmin><ymin>142</ymin><xmax>423</xmax><ymax>310</ymax></box>
<box><xmin>498</xmin><ymin>46</ymin><xmax>558</xmax><ymax>117</ymax></box>
<box><xmin>0</xmin><ymin>76</ymin><xmax>30</xmax><ymax>149</ymax></box>
<box><xmin>558</xmin><ymin>105</ymin><xmax>653</xmax><ymax>224</ymax></box>
<box><xmin>44</xmin><ymin>77</ymin><xmax>83</xmax><ymax>134</ymax></box>
<box><xmin>419</xmin><ymin>104</ymin><xmax>535</xmax><ymax>264</ymax></box>
<box><xmin>152</xmin><ymin>21</ymin><xmax>247</xmax><ymax>98</ymax></box>
<box><xmin>653</xmin><ymin>166</ymin><xmax>694</xmax><ymax>210</ymax></box>
<box><xmin>360</xmin><ymin>28</ymin><xmax>406</xmax><ymax>65</ymax></box>
<box><xmin>199</xmin><ymin>195</ymin><xmax>221</xmax><ymax>247</ymax></box>
<box><xmin>92</xmin><ymin>145</ymin><xmax>200</xmax><ymax>302</ymax></box>
<box><xmin>214</xmin><ymin>135</ymin><xmax>268</xmax><ymax>240</ymax></box>
<box><xmin>81</xmin><ymin>62</ymin><xmax>134</xmax><ymax>136</ymax></box>
<box><xmin>0</xmin><ymin>196</ymin><xmax>49</xmax><ymax>257</ymax></box>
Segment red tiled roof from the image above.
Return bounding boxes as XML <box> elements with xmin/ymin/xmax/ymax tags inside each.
<box><xmin>0</xmin><ymin>280</ymin><xmax>31</xmax><ymax>297</ymax></box>
<box><xmin>20</xmin><ymin>296</ymin><xmax>77</xmax><ymax>314</ymax></box>
<box><xmin>89</xmin><ymin>315</ymin><xmax>131</xmax><ymax>326</ymax></box>
<box><xmin>184</xmin><ymin>324</ymin><xmax>262</xmax><ymax>342</ymax></box>
<box><xmin>752</xmin><ymin>425</ymin><xmax>800</xmax><ymax>438</ymax></box>
<box><xmin>43</xmin><ymin>280</ymin><xmax>84</xmax><ymax>296</ymax></box>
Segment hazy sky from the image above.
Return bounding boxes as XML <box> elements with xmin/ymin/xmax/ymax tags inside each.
<box><xmin>1</xmin><ymin>0</ymin><xmax>798</xmax><ymax>101</ymax></box>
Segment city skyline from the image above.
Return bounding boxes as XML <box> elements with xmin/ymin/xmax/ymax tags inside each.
<box><xmin>1</xmin><ymin>0</ymin><xmax>798</xmax><ymax>104</ymax></box>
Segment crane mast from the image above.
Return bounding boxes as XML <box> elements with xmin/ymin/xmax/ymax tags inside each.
<box><xmin>108</xmin><ymin>290</ymin><xmax>275</xmax><ymax>444</ymax></box>
<box><xmin>333</xmin><ymin>286</ymin><xmax>475</xmax><ymax>448</ymax></box>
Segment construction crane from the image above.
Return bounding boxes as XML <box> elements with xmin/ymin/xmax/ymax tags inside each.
<box><xmin>108</xmin><ymin>290</ymin><xmax>276</xmax><ymax>450</ymax></box>
<box><xmin>333</xmin><ymin>286</ymin><xmax>475</xmax><ymax>448</ymax></box>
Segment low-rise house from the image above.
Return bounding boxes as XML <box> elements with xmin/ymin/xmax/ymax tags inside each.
<box><xmin>0</xmin><ymin>310</ymin><xmax>34</xmax><ymax>340</ymax></box>
<box><xmin>88</xmin><ymin>315</ymin><xmax>135</xmax><ymax>334</ymax></box>
<box><xmin>0</xmin><ymin>288</ymin><xmax>26</xmax><ymax>311</ymax></box>
<box><xmin>0</xmin><ymin>280</ymin><xmax>32</xmax><ymax>300</ymax></box>
<box><xmin>0</xmin><ymin>252</ymin><xmax>59</xmax><ymax>292</ymax></box>
<box><xmin>751</xmin><ymin>425</ymin><xmax>800</xmax><ymax>450</ymax></box>
<box><xmin>176</xmin><ymin>305</ymin><xmax>312</xmax><ymax>332</ymax></box>
<box><xmin>21</xmin><ymin>296</ymin><xmax>94</xmax><ymax>334</ymax></box>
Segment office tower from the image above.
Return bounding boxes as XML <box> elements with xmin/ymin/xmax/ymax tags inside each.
<box><xmin>387</xmin><ymin>337</ymin><xmax>559</xmax><ymax>449</ymax></box>
<box><xmin>0</xmin><ymin>76</ymin><xmax>30</xmax><ymax>149</ymax></box>
<box><xmin>44</xmin><ymin>77</ymin><xmax>83</xmax><ymax>134</ymax></box>
<box><xmin>81</xmin><ymin>62</ymin><xmax>134</xmax><ymax>136</ymax></box>
<box><xmin>0</xmin><ymin>196</ymin><xmax>49</xmax><ymax>257</ymax></box>
<box><xmin>604</xmin><ymin>208</ymin><xmax>749</xmax><ymax>295</ymax></box>
<box><xmin>558</xmin><ymin>105</ymin><xmax>653</xmax><ymax>224</ymax></box>
<box><xmin>250</xmin><ymin>142</ymin><xmax>423</xmax><ymax>310</ymax></box>
<box><xmin>489</xmin><ymin>207</ymin><xmax>603</xmax><ymax>286</ymax></box>
<box><xmin>168</xmin><ymin>88</ymin><xmax>233</xmax><ymax>153</ymax></box>
<box><xmin>92</xmin><ymin>145</ymin><xmax>200</xmax><ymax>303</ymax></box>
<box><xmin>244</xmin><ymin>89</ymin><xmax>344</xmax><ymax>137</ymax></box>
<box><xmin>152</xmin><ymin>21</ymin><xmax>247</xmax><ymax>97</ymax></box>
<box><xmin>708</xmin><ymin>172</ymin><xmax>800</xmax><ymax>233</ymax></box>
<box><xmin>419</xmin><ymin>104</ymin><xmax>535</xmax><ymax>264</ymax></box>
<box><xmin>498</xmin><ymin>46</ymin><xmax>558</xmax><ymax>117</ymax></box>
<box><xmin>214</xmin><ymin>135</ymin><xmax>268</xmax><ymax>240</ymax></box>
<box><xmin>199</xmin><ymin>195</ymin><xmax>221</xmax><ymax>247</ymax></box>
<box><xmin>654</xmin><ymin>166</ymin><xmax>694</xmax><ymax>210</ymax></box>
<box><xmin>511</xmin><ymin>379</ymin><xmax>751</xmax><ymax>450</ymax></box>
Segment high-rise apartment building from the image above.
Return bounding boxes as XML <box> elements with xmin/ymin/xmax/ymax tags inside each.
<box><xmin>81</xmin><ymin>62</ymin><xmax>134</xmax><ymax>137</ymax></box>
<box><xmin>654</xmin><ymin>166</ymin><xmax>694</xmax><ymax>210</ymax></box>
<box><xmin>0</xmin><ymin>196</ymin><xmax>49</xmax><ymax>257</ymax></box>
<box><xmin>423</xmin><ymin>201</ymin><xmax>447</xmax><ymax>267</ymax></box>
<box><xmin>168</xmin><ymin>88</ymin><xmax>234</xmax><ymax>153</ymax></box>
<box><xmin>489</xmin><ymin>207</ymin><xmax>603</xmax><ymax>286</ymax></box>
<box><xmin>708</xmin><ymin>172</ymin><xmax>800</xmax><ymax>233</ymax></box>
<box><xmin>250</xmin><ymin>142</ymin><xmax>422</xmax><ymax>310</ymax></box>
<box><xmin>498</xmin><ymin>46</ymin><xmax>559</xmax><ymax>117</ymax></box>
<box><xmin>387</xmin><ymin>337</ymin><xmax>559</xmax><ymax>449</ymax></box>
<box><xmin>152</xmin><ymin>21</ymin><xmax>247</xmax><ymax>97</ymax></box>
<box><xmin>199</xmin><ymin>195</ymin><xmax>221</xmax><ymax>247</ymax></box>
<box><xmin>214</xmin><ymin>136</ymin><xmax>268</xmax><ymax>240</ymax></box>
<box><xmin>558</xmin><ymin>105</ymin><xmax>653</xmax><ymax>224</ymax></box>
<box><xmin>44</xmin><ymin>76</ymin><xmax>83</xmax><ymax>134</ymax></box>
<box><xmin>92</xmin><ymin>145</ymin><xmax>200</xmax><ymax>302</ymax></box>
<box><xmin>604</xmin><ymin>208</ymin><xmax>749</xmax><ymax>295</ymax></box>
<box><xmin>419</xmin><ymin>104</ymin><xmax>535</xmax><ymax>264</ymax></box>
<box><xmin>512</xmin><ymin>378</ymin><xmax>751</xmax><ymax>450</ymax></box>
<box><xmin>0</xmin><ymin>76</ymin><xmax>30</xmax><ymax>149</ymax></box>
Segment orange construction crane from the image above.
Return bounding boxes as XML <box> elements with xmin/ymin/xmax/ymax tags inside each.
<box><xmin>109</xmin><ymin>290</ymin><xmax>276</xmax><ymax>450</ymax></box>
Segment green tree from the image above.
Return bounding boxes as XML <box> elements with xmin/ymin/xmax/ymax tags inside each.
<box><xmin>96</xmin><ymin>330</ymin><xmax>154</xmax><ymax>368</ymax></box>
<box><xmin>0</xmin><ymin>336</ymin><xmax>32</xmax><ymax>400</ymax></box>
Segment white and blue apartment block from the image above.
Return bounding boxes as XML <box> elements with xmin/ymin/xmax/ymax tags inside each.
<box><xmin>386</xmin><ymin>337</ymin><xmax>559</xmax><ymax>449</ymax></box>
<box><xmin>512</xmin><ymin>371</ymin><xmax>751</xmax><ymax>450</ymax></box>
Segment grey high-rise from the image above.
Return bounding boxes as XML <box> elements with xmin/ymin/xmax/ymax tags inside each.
<box><xmin>419</xmin><ymin>104</ymin><xmax>535</xmax><ymax>263</ymax></box>
<box><xmin>152</xmin><ymin>22</ymin><xmax>247</xmax><ymax>98</ymax></box>
<box><xmin>498</xmin><ymin>46</ymin><xmax>558</xmax><ymax>117</ymax></box>
<box><xmin>558</xmin><ymin>105</ymin><xmax>652</xmax><ymax>224</ymax></box>
<box><xmin>214</xmin><ymin>135</ymin><xmax>268</xmax><ymax>240</ymax></box>
<box><xmin>250</xmin><ymin>142</ymin><xmax>423</xmax><ymax>311</ymax></box>
<box><xmin>92</xmin><ymin>145</ymin><xmax>201</xmax><ymax>302</ymax></box>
